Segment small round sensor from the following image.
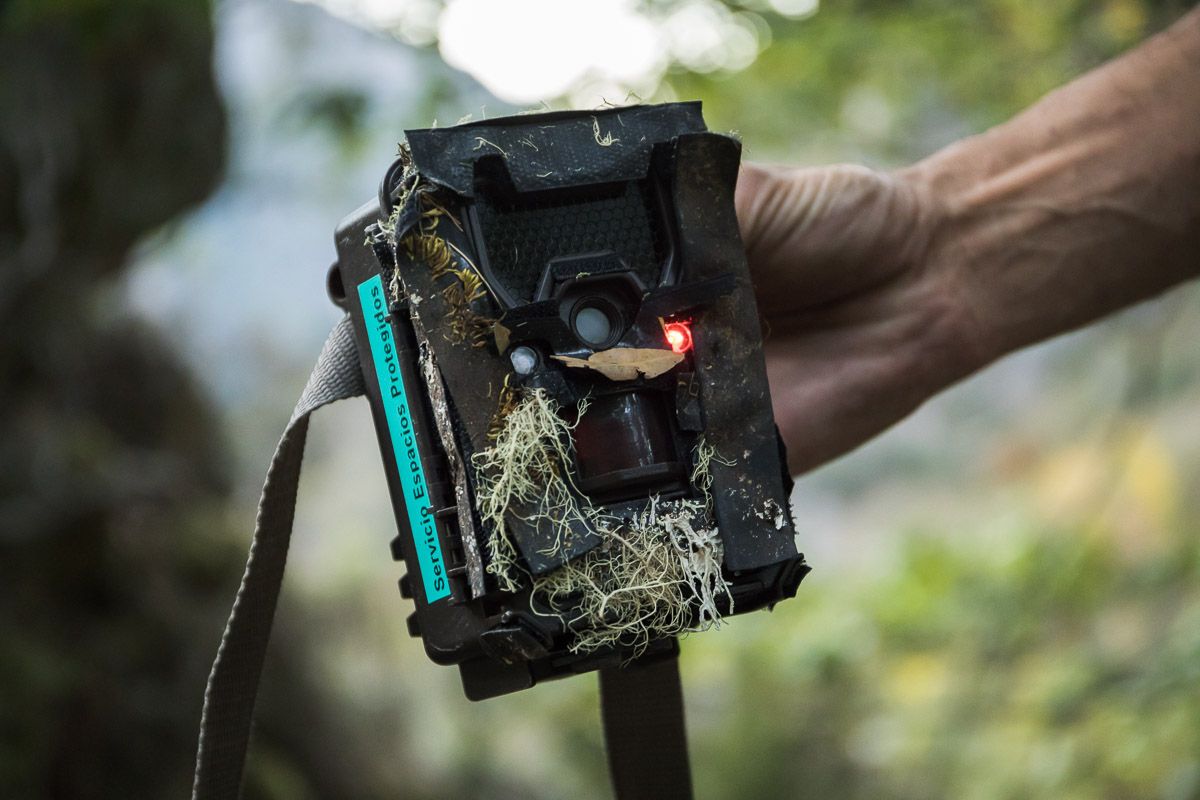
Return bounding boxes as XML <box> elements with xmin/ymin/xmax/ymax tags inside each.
<box><xmin>510</xmin><ymin>345</ymin><xmax>539</xmax><ymax>375</ymax></box>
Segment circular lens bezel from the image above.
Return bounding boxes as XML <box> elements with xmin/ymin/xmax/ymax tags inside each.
<box><xmin>569</xmin><ymin>297</ymin><xmax>624</xmax><ymax>349</ymax></box>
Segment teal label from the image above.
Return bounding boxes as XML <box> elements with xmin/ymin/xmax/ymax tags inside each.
<box><xmin>357</xmin><ymin>274</ymin><xmax>450</xmax><ymax>603</ymax></box>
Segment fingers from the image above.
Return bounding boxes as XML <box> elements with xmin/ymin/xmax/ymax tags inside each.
<box><xmin>736</xmin><ymin>160</ymin><xmax>948</xmax><ymax>472</ymax></box>
<box><xmin>743</xmin><ymin>164</ymin><xmax>928</xmax><ymax>312</ymax></box>
<box><xmin>764</xmin><ymin>315</ymin><xmax>932</xmax><ymax>475</ymax></box>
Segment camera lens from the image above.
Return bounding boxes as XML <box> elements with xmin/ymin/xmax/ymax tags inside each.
<box><xmin>571</xmin><ymin>300</ymin><xmax>620</xmax><ymax>348</ymax></box>
<box><xmin>574</xmin><ymin>306</ymin><xmax>611</xmax><ymax>344</ymax></box>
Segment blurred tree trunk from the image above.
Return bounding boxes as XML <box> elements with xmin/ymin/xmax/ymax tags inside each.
<box><xmin>0</xmin><ymin>2</ymin><xmax>234</xmax><ymax>797</ymax></box>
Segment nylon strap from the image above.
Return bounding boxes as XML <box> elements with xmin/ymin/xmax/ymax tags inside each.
<box><xmin>600</xmin><ymin>656</ymin><xmax>694</xmax><ymax>800</ymax></box>
<box><xmin>192</xmin><ymin>314</ymin><xmax>694</xmax><ymax>800</ymax></box>
<box><xmin>192</xmin><ymin>316</ymin><xmax>365</xmax><ymax>800</ymax></box>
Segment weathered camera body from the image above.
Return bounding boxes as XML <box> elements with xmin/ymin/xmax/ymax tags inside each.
<box><xmin>327</xmin><ymin>103</ymin><xmax>808</xmax><ymax>700</ymax></box>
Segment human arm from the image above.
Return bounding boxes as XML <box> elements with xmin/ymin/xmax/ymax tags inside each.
<box><xmin>737</xmin><ymin>7</ymin><xmax>1200</xmax><ymax>474</ymax></box>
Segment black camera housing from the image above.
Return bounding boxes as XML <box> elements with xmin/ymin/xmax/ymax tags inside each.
<box><xmin>327</xmin><ymin>103</ymin><xmax>808</xmax><ymax>700</ymax></box>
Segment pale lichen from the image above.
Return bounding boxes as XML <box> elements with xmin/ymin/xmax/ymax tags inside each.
<box><xmin>473</xmin><ymin>388</ymin><xmax>731</xmax><ymax>655</ymax></box>
<box><xmin>530</xmin><ymin>497</ymin><xmax>730</xmax><ymax>656</ymax></box>
<box><xmin>471</xmin><ymin>388</ymin><xmax>598</xmax><ymax>592</ymax></box>
<box><xmin>591</xmin><ymin>115</ymin><xmax>620</xmax><ymax>147</ymax></box>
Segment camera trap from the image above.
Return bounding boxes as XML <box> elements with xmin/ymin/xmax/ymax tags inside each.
<box><xmin>329</xmin><ymin>102</ymin><xmax>809</xmax><ymax>700</ymax></box>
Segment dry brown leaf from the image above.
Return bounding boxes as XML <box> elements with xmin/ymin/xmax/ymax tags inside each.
<box><xmin>492</xmin><ymin>321</ymin><xmax>511</xmax><ymax>353</ymax></box>
<box><xmin>552</xmin><ymin>347</ymin><xmax>683</xmax><ymax>381</ymax></box>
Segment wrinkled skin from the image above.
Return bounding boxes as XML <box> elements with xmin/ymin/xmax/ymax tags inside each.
<box><xmin>735</xmin><ymin>8</ymin><xmax>1200</xmax><ymax>475</ymax></box>
<box><xmin>735</xmin><ymin>164</ymin><xmax>964</xmax><ymax>474</ymax></box>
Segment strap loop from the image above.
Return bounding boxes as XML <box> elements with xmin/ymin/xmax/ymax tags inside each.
<box><xmin>193</xmin><ymin>316</ymin><xmax>364</xmax><ymax>799</ymax></box>
<box><xmin>600</xmin><ymin>654</ymin><xmax>694</xmax><ymax>800</ymax></box>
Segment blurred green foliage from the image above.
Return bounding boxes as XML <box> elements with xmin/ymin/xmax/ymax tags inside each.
<box><xmin>4</xmin><ymin>0</ymin><xmax>1198</xmax><ymax>797</ymax></box>
<box><xmin>673</xmin><ymin>0</ymin><xmax>1194</xmax><ymax>163</ymax></box>
<box><xmin>682</xmin><ymin>508</ymin><xmax>1200</xmax><ymax>799</ymax></box>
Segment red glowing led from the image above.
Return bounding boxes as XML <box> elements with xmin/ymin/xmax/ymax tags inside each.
<box><xmin>664</xmin><ymin>321</ymin><xmax>693</xmax><ymax>354</ymax></box>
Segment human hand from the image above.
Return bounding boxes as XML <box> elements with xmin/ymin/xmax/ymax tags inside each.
<box><xmin>735</xmin><ymin>163</ymin><xmax>977</xmax><ymax>474</ymax></box>
<box><xmin>736</xmin><ymin>11</ymin><xmax>1200</xmax><ymax>476</ymax></box>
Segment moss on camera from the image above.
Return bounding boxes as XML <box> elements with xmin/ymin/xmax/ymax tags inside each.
<box><xmin>473</xmin><ymin>387</ymin><xmax>732</xmax><ymax>655</ymax></box>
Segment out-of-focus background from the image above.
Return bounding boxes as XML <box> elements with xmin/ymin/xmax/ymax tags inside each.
<box><xmin>3</xmin><ymin>0</ymin><xmax>1199</xmax><ymax>797</ymax></box>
